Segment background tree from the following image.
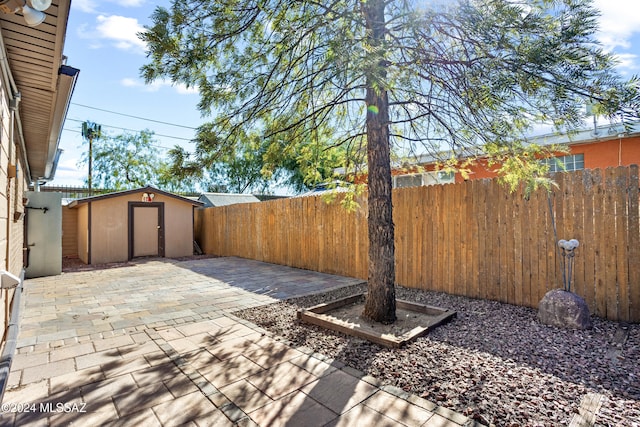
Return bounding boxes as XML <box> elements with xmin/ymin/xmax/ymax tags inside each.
<box><xmin>141</xmin><ymin>0</ymin><xmax>635</xmax><ymax>323</ymax></box>
<box><xmin>81</xmin><ymin>121</ymin><xmax>102</xmax><ymax>195</ymax></box>
<box><xmin>78</xmin><ymin>129</ymin><xmax>197</xmax><ymax>192</ymax></box>
<box><xmin>167</xmin><ymin>120</ymin><xmax>350</xmax><ymax>194</ymax></box>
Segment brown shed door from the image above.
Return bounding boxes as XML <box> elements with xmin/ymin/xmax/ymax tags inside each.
<box><xmin>132</xmin><ymin>206</ymin><xmax>160</xmax><ymax>257</ymax></box>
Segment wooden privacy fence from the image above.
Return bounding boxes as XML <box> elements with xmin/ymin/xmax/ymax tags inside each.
<box><xmin>195</xmin><ymin>165</ymin><xmax>640</xmax><ymax>322</ymax></box>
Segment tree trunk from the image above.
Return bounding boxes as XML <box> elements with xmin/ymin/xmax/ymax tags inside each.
<box><xmin>361</xmin><ymin>0</ymin><xmax>396</xmax><ymax>324</ymax></box>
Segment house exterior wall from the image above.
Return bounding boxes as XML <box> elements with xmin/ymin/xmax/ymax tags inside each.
<box><xmin>0</xmin><ymin>74</ymin><xmax>28</xmax><ymax>344</ymax></box>
<box><xmin>416</xmin><ymin>135</ymin><xmax>640</xmax><ymax>183</ymax></box>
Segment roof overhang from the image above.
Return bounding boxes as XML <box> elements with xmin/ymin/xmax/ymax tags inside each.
<box><xmin>0</xmin><ymin>0</ymin><xmax>78</xmax><ymax>183</ymax></box>
<box><xmin>67</xmin><ymin>186</ymin><xmax>206</xmax><ymax>208</ymax></box>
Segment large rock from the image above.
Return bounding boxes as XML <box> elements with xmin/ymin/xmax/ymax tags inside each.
<box><xmin>538</xmin><ymin>289</ymin><xmax>592</xmax><ymax>330</ymax></box>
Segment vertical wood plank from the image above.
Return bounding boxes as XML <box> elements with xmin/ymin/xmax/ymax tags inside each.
<box><xmin>614</xmin><ymin>167</ymin><xmax>629</xmax><ymax>321</ymax></box>
<box><xmin>488</xmin><ymin>178</ymin><xmax>500</xmax><ymax>302</ymax></box>
<box><xmin>521</xmin><ymin>195</ymin><xmax>532</xmax><ymax>308</ymax></box>
<box><xmin>571</xmin><ymin>170</ymin><xmax>586</xmax><ymax>299</ymax></box>
<box><xmin>627</xmin><ymin>165</ymin><xmax>640</xmax><ymax>322</ymax></box>
<box><xmin>476</xmin><ymin>179</ymin><xmax>488</xmax><ymax>300</ymax></box>
<box><xmin>499</xmin><ymin>184</ymin><xmax>509</xmax><ymax>303</ymax></box>
<box><xmin>592</xmin><ymin>169</ymin><xmax>607</xmax><ymax>318</ymax></box>
<box><xmin>424</xmin><ymin>185</ymin><xmax>434</xmax><ymax>290</ymax></box>
<box><xmin>581</xmin><ymin>169</ymin><xmax>597</xmax><ymax>313</ymax></box>
<box><xmin>446</xmin><ymin>182</ymin><xmax>456</xmax><ymax>295</ymax></box>
<box><xmin>604</xmin><ymin>168</ymin><xmax>618</xmax><ymax>320</ymax></box>
<box><xmin>434</xmin><ymin>184</ymin><xmax>444</xmax><ymax>292</ymax></box>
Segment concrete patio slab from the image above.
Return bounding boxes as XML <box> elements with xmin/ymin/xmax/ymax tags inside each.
<box><xmin>0</xmin><ymin>256</ymin><xmax>476</xmax><ymax>426</ymax></box>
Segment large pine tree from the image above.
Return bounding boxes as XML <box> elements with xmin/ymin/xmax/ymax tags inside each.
<box><xmin>140</xmin><ymin>0</ymin><xmax>633</xmax><ymax>323</ymax></box>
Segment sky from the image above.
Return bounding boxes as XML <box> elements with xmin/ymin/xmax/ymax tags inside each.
<box><xmin>48</xmin><ymin>0</ymin><xmax>640</xmax><ymax>190</ymax></box>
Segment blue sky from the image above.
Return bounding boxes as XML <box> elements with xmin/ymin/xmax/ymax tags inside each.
<box><xmin>49</xmin><ymin>0</ymin><xmax>640</xmax><ymax>189</ymax></box>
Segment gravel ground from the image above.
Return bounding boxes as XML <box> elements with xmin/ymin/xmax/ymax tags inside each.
<box><xmin>233</xmin><ymin>284</ymin><xmax>640</xmax><ymax>426</ymax></box>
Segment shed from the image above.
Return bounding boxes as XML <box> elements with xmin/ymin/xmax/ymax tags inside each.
<box><xmin>67</xmin><ymin>186</ymin><xmax>204</xmax><ymax>265</ymax></box>
<box><xmin>198</xmin><ymin>193</ymin><xmax>260</xmax><ymax>207</ymax></box>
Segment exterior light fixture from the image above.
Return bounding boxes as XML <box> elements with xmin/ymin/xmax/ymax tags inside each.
<box><xmin>0</xmin><ymin>0</ymin><xmax>52</xmax><ymax>27</ymax></box>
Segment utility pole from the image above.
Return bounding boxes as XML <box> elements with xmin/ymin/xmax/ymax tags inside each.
<box><xmin>81</xmin><ymin>121</ymin><xmax>101</xmax><ymax>195</ymax></box>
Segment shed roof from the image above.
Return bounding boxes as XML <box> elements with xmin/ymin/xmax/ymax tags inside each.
<box><xmin>198</xmin><ymin>193</ymin><xmax>260</xmax><ymax>207</ymax></box>
<box><xmin>67</xmin><ymin>186</ymin><xmax>205</xmax><ymax>208</ymax></box>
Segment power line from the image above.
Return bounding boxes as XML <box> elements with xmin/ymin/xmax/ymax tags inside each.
<box><xmin>70</xmin><ymin>102</ymin><xmax>199</xmax><ymax>130</ymax></box>
<box><xmin>62</xmin><ymin>128</ymin><xmax>173</xmax><ymax>150</ymax></box>
<box><xmin>65</xmin><ymin>118</ymin><xmax>195</xmax><ymax>143</ymax></box>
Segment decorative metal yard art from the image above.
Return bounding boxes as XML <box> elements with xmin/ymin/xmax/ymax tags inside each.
<box><xmin>557</xmin><ymin>239</ymin><xmax>579</xmax><ymax>292</ymax></box>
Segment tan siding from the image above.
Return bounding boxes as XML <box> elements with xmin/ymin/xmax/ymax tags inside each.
<box><xmin>71</xmin><ymin>191</ymin><xmax>196</xmax><ymax>265</ymax></box>
<box><xmin>77</xmin><ymin>204</ymin><xmax>89</xmax><ymax>264</ymax></box>
<box><xmin>162</xmin><ymin>197</ymin><xmax>194</xmax><ymax>258</ymax></box>
<box><xmin>90</xmin><ymin>198</ymin><xmax>129</xmax><ymax>264</ymax></box>
<box><xmin>62</xmin><ymin>206</ymin><xmax>78</xmax><ymax>257</ymax></box>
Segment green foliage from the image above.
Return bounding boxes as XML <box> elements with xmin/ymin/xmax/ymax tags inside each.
<box><xmin>78</xmin><ymin>129</ymin><xmax>195</xmax><ymax>192</ymax></box>
<box><xmin>140</xmin><ymin>0</ymin><xmax>635</xmax><ymax>194</ymax></box>
<box><xmin>485</xmin><ymin>141</ymin><xmax>567</xmax><ymax>197</ymax></box>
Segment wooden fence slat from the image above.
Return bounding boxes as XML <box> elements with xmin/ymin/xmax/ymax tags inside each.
<box><xmin>571</xmin><ymin>170</ymin><xmax>585</xmax><ymax>299</ymax></box>
<box><xmin>628</xmin><ymin>165</ymin><xmax>640</xmax><ymax>322</ymax></box>
<box><xmin>499</xmin><ymin>184</ymin><xmax>509</xmax><ymax>303</ymax></box>
<box><xmin>582</xmin><ymin>169</ymin><xmax>597</xmax><ymax>313</ymax></box>
<box><xmin>592</xmin><ymin>169</ymin><xmax>607</xmax><ymax>317</ymax></box>
<box><xmin>476</xmin><ymin>180</ymin><xmax>488</xmax><ymax>300</ymax></box>
<box><xmin>604</xmin><ymin>168</ymin><xmax>618</xmax><ymax>320</ymax></box>
<box><xmin>615</xmin><ymin>167</ymin><xmax>629</xmax><ymax>321</ymax></box>
<box><xmin>446</xmin><ymin>183</ymin><xmax>456</xmax><ymax>295</ymax></box>
<box><xmin>521</xmin><ymin>191</ymin><xmax>532</xmax><ymax>307</ymax></box>
<box><xmin>195</xmin><ymin>165</ymin><xmax>640</xmax><ymax>323</ymax></box>
<box><xmin>512</xmin><ymin>188</ymin><xmax>523</xmax><ymax>306</ymax></box>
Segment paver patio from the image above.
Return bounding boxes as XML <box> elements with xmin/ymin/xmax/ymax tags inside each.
<box><xmin>1</xmin><ymin>256</ymin><xmax>477</xmax><ymax>426</ymax></box>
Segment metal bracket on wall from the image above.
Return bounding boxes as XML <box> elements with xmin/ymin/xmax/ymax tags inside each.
<box><xmin>26</xmin><ymin>206</ymin><xmax>48</xmax><ymax>214</ymax></box>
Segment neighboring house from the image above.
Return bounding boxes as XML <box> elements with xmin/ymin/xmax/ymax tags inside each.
<box><xmin>0</xmin><ymin>1</ymin><xmax>78</xmax><ymax>351</ymax></box>
<box><xmin>388</xmin><ymin>123</ymin><xmax>640</xmax><ymax>186</ymax></box>
<box><xmin>198</xmin><ymin>192</ymin><xmax>261</xmax><ymax>207</ymax></box>
<box><xmin>346</xmin><ymin>123</ymin><xmax>640</xmax><ymax>188</ymax></box>
<box><xmin>66</xmin><ymin>186</ymin><xmax>204</xmax><ymax>265</ymax></box>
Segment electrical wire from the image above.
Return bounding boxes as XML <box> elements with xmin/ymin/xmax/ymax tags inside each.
<box><xmin>62</xmin><ymin>128</ymin><xmax>175</xmax><ymax>151</ymax></box>
<box><xmin>70</xmin><ymin>102</ymin><xmax>198</xmax><ymax>130</ymax></box>
<box><xmin>65</xmin><ymin>118</ymin><xmax>195</xmax><ymax>143</ymax></box>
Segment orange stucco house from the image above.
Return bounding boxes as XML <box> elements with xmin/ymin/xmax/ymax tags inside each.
<box><xmin>354</xmin><ymin>123</ymin><xmax>640</xmax><ymax>187</ymax></box>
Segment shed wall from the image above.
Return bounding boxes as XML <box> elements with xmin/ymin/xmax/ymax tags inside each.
<box><xmin>77</xmin><ymin>204</ymin><xmax>89</xmax><ymax>264</ymax></box>
<box><xmin>90</xmin><ymin>197</ymin><xmax>129</xmax><ymax>264</ymax></box>
<box><xmin>162</xmin><ymin>197</ymin><xmax>194</xmax><ymax>258</ymax></box>
<box><xmin>62</xmin><ymin>206</ymin><xmax>77</xmax><ymax>257</ymax></box>
<box><xmin>81</xmin><ymin>191</ymin><xmax>195</xmax><ymax>265</ymax></box>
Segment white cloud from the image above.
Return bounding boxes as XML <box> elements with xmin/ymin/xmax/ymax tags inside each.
<box><xmin>594</xmin><ymin>0</ymin><xmax>640</xmax><ymax>50</ymax></box>
<box><xmin>72</xmin><ymin>0</ymin><xmax>145</xmax><ymax>13</ymax></box>
<box><xmin>95</xmin><ymin>14</ymin><xmax>147</xmax><ymax>52</ymax></box>
<box><xmin>112</xmin><ymin>0</ymin><xmax>146</xmax><ymax>7</ymax></box>
<box><xmin>120</xmin><ymin>77</ymin><xmax>199</xmax><ymax>95</ymax></box>
<box><xmin>592</xmin><ymin>1</ymin><xmax>640</xmax><ymax>73</ymax></box>
<box><xmin>71</xmin><ymin>0</ymin><xmax>98</xmax><ymax>13</ymax></box>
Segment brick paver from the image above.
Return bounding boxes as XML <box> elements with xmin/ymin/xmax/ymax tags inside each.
<box><xmin>1</xmin><ymin>256</ymin><xmax>477</xmax><ymax>426</ymax></box>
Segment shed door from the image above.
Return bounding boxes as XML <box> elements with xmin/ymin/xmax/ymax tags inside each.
<box><xmin>129</xmin><ymin>202</ymin><xmax>165</xmax><ymax>259</ymax></box>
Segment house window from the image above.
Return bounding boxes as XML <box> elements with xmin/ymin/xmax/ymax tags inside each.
<box><xmin>393</xmin><ymin>171</ymin><xmax>455</xmax><ymax>188</ymax></box>
<box><xmin>394</xmin><ymin>174</ymin><xmax>424</xmax><ymax>188</ymax></box>
<box><xmin>543</xmin><ymin>154</ymin><xmax>585</xmax><ymax>173</ymax></box>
